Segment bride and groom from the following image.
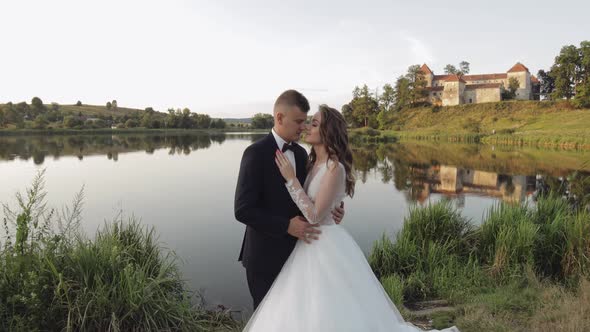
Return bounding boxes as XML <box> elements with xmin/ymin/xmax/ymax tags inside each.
<box><xmin>234</xmin><ymin>90</ymin><xmax>459</xmax><ymax>331</ymax></box>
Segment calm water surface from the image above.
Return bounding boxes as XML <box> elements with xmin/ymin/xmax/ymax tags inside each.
<box><xmin>1</xmin><ymin>133</ymin><xmax>589</xmax><ymax>312</ymax></box>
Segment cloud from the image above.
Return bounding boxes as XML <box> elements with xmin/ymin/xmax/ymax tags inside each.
<box><xmin>400</xmin><ymin>31</ymin><xmax>435</xmax><ymax>64</ymax></box>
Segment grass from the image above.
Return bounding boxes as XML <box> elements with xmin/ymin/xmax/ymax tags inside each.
<box><xmin>369</xmin><ymin>195</ymin><xmax>590</xmax><ymax>331</ymax></box>
<box><xmin>0</xmin><ymin>171</ymin><xmax>238</xmax><ymax>331</ymax></box>
<box><xmin>354</xmin><ymin>100</ymin><xmax>590</xmax><ymax>149</ymax></box>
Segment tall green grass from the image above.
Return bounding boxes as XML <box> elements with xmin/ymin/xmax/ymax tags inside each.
<box><xmin>370</xmin><ymin>201</ymin><xmax>484</xmax><ymax>302</ymax></box>
<box><xmin>0</xmin><ymin>171</ymin><xmax>236</xmax><ymax>331</ymax></box>
<box><xmin>371</xmin><ymin>195</ymin><xmax>590</xmax><ymax>306</ymax></box>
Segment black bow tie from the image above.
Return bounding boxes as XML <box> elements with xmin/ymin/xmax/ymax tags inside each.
<box><xmin>281</xmin><ymin>143</ymin><xmax>296</xmax><ymax>153</ymax></box>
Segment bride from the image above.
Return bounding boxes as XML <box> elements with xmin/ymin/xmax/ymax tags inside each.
<box><xmin>242</xmin><ymin>105</ymin><xmax>459</xmax><ymax>332</ymax></box>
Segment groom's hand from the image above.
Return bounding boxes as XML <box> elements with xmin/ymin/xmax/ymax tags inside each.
<box><xmin>332</xmin><ymin>202</ymin><xmax>345</xmax><ymax>224</ymax></box>
<box><xmin>288</xmin><ymin>216</ymin><xmax>321</xmax><ymax>244</ymax></box>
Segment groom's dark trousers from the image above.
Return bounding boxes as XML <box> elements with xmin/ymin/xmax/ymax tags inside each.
<box><xmin>234</xmin><ymin>133</ymin><xmax>308</xmax><ymax>309</ymax></box>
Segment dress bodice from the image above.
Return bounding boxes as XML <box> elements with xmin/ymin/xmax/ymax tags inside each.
<box><xmin>286</xmin><ymin>159</ymin><xmax>346</xmax><ymax>226</ymax></box>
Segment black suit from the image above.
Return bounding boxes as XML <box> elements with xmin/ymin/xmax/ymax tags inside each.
<box><xmin>234</xmin><ymin>132</ymin><xmax>308</xmax><ymax>309</ymax></box>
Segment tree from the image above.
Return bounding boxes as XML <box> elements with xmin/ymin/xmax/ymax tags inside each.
<box><xmin>341</xmin><ymin>104</ymin><xmax>354</xmax><ymax>126</ymax></box>
<box><xmin>181</xmin><ymin>108</ymin><xmax>192</xmax><ymax>128</ymax></box>
<box><xmin>459</xmin><ymin>61</ymin><xmax>470</xmax><ymax>75</ymax></box>
<box><xmin>573</xmin><ymin>81</ymin><xmax>590</xmax><ymax>108</ymax></box>
<box><xmin>76</xmin><ymin>101</ymin><xmax>82</xmax><ymax>106</ymax></box>
<box><xmin>0</xmin><ymin>108</ymin><xmax>5</xmax><ymax>127</ymax></box>
<box><xmin>580</xmin><ymin>41</ymin><xmax>590</xmax><ymax>85</ymax></box>
<box><xmin>393</xmin><ymin>76</ymin><xmax>411</xmax><ymax>111</ymax></box>
<box><xmin>251</xmin><ymin>113</ymin><xmax>274</xmax><ymax>129</ymax></box>
<box><xmin>444</xmin><ymin>64</ymin><xmax>458</xmax><ymax>75</ymax></box>
<box><xmin>2</xmin><ymin>102</ymin><xmax>22</xmax><ymax>124</ymax></box>
<box><xmin>50</xmin><ymin>102</ymin><xmax>60</xmax><ymax>111</ymax></box>
<box><xmin>33</xmin><ymin>114</ymin><xmax>48</xmax><ymax>129</ymax></box>
<box><xmin>125</xmin><ymin>119</ymin><xmax>139</xmax><ymax>128</ymax></box>
<box><xmin>141</xmin><ymin>113</ymin><xmax>153</xmax><ymax>128</ymax></box>
<box><xmin>502</xmin><ymin>77</ymin><xmax>520</xmax><ymax>100</ymax></box>
<box><xmin>349</xmin><ymin>85</ymin><xmax>379</xmax><ymax>128</ymax></box>
<box><xmin>378</xmin><ymin>83</ymin><xmax>395</xmax><ymax>113</ymax></box>
<box><xmin>537</xmin><ymin>69</ymin><xmax>555</xmax><ymax>100</ymax></box>
<box><xmin>444</xmin><ymin>61</ymin><xmax>470</xmax><ymax>76</ymax></box>
<box><xmin>550</xmin><ymin>45</ymin><xmax>580</xmax><ymax>100</ymax></box>
<box><xmin>112</xmin><ymin>100</ymin><xmax>118</xmax><ymax>110</ymax></box>
<box><xmin>508</xmin><ymin>77</ymin><xmax>520</xmax><ymax>95</ymax></box>
<box><xmin>573</xmin><ymin>41</ymin><xmax>590</xmax><ymax>108</ymax></box>
<box><xmin>211</xmin><ymin>119</ymin><xmax>226</xmax><ymax>129</ymax></box>
<box><xmin>106</xmin><ymin>101</ymin><xmax>112</xmax><ymax>110</ymax></box>
<box><xmin>405</xmin><ymin>65</ymin><xmax>428</xmax><ymax>105</ymax></box>
<box><xmin>31</xmin><ymin>97</ymin><xmax>45</xmax><ymax>115</ymax></box>
<box><xmin>145</xmin><ymin>107</ymin><xmax>155</xmax><ymax>113</ymax></box>
<box><xmin>195</xmin><ymin>113</ymin><xmax>211</xmax><ymax>128</ymax></box>
<box><xmin>63</xmin><ymin>116</ymin><xmax>82</xmax><ymax>128</ymax></box>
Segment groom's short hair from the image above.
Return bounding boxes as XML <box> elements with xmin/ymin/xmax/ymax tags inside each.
<box><xmin>274</xmin><ymin>90</ymin><xmax>310</xmax><ymax>113</ymax></box>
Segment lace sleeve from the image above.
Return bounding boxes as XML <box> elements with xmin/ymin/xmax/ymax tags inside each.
<box><xmin>285</xmin><ymin>162</ymin><xmax>345</xmax><ymax>224</ymax></box>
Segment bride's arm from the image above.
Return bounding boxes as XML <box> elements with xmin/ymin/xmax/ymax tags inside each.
<box><xmin>276</xmin><ymin>152</ymin><xmax>344</xmax><ymax>224</ymax></box>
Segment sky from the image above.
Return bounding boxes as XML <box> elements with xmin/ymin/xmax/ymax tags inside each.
<box><xmin>1</xmin><ymin>0</ymin><xmax>589</xmax><ymax>118</ymax></box>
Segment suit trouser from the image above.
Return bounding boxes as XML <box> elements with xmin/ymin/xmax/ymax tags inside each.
<box><xmin>246</xmin><ymin>265</ymin><xmax>281</xmax><ymax>310</ymax></box>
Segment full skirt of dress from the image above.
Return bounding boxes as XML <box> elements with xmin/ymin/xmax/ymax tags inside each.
<box><xmin>243</xmin><ymin>224</ymin><xmax>459</xmax><ymax>332</ymax></box>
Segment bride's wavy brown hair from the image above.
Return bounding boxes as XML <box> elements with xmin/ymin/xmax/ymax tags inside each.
<box><xmin>308</xmin><ymin>104</ymin><xmax>355</xmax><ymax>198</ymax></box>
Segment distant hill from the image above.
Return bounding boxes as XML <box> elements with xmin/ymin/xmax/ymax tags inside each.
<box><xmin>0</xmin><ymin>102</ymin><xmax>150</xmax><ymax>117</ymax></box>
<box><xmin>57</xmin><ymin>104</ymin><xmax>149</xmax><ymax>117</ymax></box>
<box><xmin>222</xmin><ymin>118</ymin><xmax>252</xmax><ymax>124</ymax></box>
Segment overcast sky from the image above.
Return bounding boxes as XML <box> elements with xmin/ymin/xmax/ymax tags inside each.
<box><xmin>1</xmin><ymin>0</ymin><xmax>588</xmax><ymax>118</ymax></box>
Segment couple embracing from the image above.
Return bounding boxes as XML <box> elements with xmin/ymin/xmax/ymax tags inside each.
<box><xmin>235</xmin><ymin>90</ymin><xmax>458</xmax><ymax>331</ymax></box>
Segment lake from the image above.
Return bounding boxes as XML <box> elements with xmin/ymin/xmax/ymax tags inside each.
<box><xmin>1</xmin><ymin>132</ymin><xmax>589</xmax><ymax>313</ymax></box>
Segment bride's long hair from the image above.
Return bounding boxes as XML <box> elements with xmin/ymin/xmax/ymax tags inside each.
<box><xmin>308</xmin><ymin>104</ymin><xmax>355</xmax><ymax>198</ymax></box>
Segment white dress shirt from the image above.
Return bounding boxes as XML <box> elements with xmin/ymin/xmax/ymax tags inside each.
<box><xmin>272</xmin><ymin>128</ymin><xmax>296</xmax><ymax>175</ymax></box>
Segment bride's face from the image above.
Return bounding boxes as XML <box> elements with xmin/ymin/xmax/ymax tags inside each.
<box><xmin>304</xmin><ymin>111</ymin><xmax>322</xmax><ymax>145</ymax></box>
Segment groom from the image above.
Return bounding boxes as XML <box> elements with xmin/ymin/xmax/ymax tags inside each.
<box><xmin>234</xmin><ymin>89</ymin><xmax>344</xmax><ymax>309</ymax></box>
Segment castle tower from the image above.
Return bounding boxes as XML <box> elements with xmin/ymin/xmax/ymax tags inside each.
<box><xmin>420</xmin><ymin>64</ymin><xmax>434</xmax><ymax>87</ymax></box>
<box><xmin>443</xmin><ymin>74</ymin><xmax>466</xmax><ymax>106</ymax></box>
<box><xmin>507</xmin><ymin>62</ymin><xmax>532</xmax><ymax>100</ymax></box>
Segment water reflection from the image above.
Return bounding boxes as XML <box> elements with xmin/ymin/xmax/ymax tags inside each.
<box><xmin>1</xmin><ymin>134</ymin><xmax>589</xmax><ymax>206</ymax></box>
<box><xmin>351</xmin><ymin>141</ymin><xmax>590</xmax><ymax>207</ymax></box>
<box><xmin>0</xmin><ymin>133</ymin><xmax>265</xmax><ymax>164</ymax></box>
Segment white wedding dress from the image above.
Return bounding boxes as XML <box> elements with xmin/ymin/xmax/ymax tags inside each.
<box><xmin>243</xmin><ymin>160</ymin><xmax>459</xmax><ymax>332</ymax></box>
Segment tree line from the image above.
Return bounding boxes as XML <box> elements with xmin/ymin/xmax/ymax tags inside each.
<box><xmin>0</xmin><ymin>98</ymin><xmax>227</xmax><ymax>130</ymax></box>
<box><xmin>537</xmin><ymin>41</ymin><xmax>590</xmax><ymax>107</ymax></box>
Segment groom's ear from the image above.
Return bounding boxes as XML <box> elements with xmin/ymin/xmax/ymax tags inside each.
<box><xmin>276</xmin><ymin>111</ymin><xmax>283</xmax><ymax>125</ymax></box>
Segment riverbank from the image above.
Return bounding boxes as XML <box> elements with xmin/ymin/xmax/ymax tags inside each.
<box><xmin>352</xmin><ymin>100</ymin><xmax>590</xmax><ymax>150</ymax></box>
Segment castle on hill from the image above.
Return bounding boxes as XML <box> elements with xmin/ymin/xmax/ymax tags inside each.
<box><xmin>420</xmin><ymin>63</ymin><xmax>540</xmax><ymax>106</ymax></box>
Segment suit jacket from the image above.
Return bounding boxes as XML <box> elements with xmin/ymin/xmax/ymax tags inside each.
<box><xmin>234</xmin><ymin>132</ymin><xmax>308</xmax><ymax>273</ymax></box>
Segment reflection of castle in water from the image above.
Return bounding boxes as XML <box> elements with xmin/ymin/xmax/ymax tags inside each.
<box><xmin>411</xmin><ymin>165</ymin><xmax>536</xmax><ymax>204</ymax></box>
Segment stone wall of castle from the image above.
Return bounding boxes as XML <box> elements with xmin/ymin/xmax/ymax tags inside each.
<box><xmin>421</xmin><ymin>62</ymin><xmax>535</xmax><ymax>106</ymax></box>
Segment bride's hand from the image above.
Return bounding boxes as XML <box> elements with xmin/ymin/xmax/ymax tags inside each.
<box><xmin>275</xmin><ymin>150</ymin><xmax>295</xmax><ymax>182</ymax></box>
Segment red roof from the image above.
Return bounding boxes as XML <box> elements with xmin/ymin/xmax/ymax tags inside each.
<box><xmin>463</xmin><ymin>73</ymin><xmax>508</xmax><ymax>81</ymax></box>
<box><xmin>420</xmin><ymin>64</ymin><xmax>433</xmax><ymax>75</ymax></box>
<box><xmin>435</xmin><ymin>73</ymin><xmax>507</xmax><ymax>82</ymax></box>
<box><xmin>433</xmin><ymin>74</ymin><xmax>451</xmax><ymax>80</ymax></box>
<box><xmin>531</xmin><ymin>75</ymin><xmax>540</xmax><ymax>83</ymax></box>
<box><xmin>445</xmin><ymin>74</ymin><xmax>466</xmax><ymax>83</ymax></box>
<box><xmin>507</xmin><ymin>62</ymin><xmax>529</xmax><ymax>73</ymax></box>
<box><xmin>465</xmin><ymin>83</ymin><xmax>502</xmax><ymax>90</ymax></box>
